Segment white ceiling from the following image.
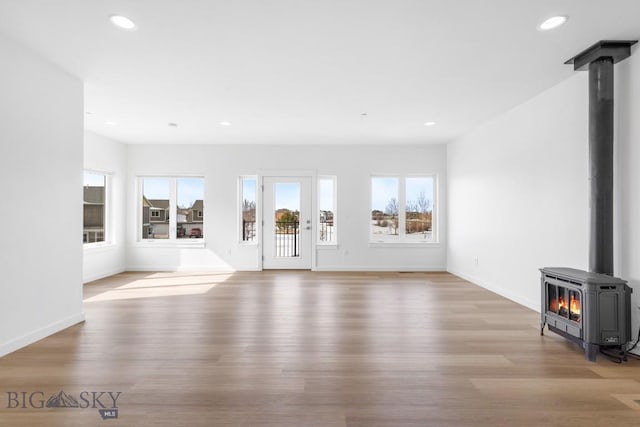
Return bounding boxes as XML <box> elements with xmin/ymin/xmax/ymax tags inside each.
<box><xmin>0</xmin><ymin>1</ymin><xmax>639</xmax><ymax>145</ymax></box>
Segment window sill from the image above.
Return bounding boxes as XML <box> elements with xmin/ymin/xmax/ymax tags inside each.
<box><xmin>317</xmin><ymin>244</ymin><xmax>339</xmax><ymax>250</ymax></box>
<box><xmin>83</xmin><ymin>242</ymin><xmax>116</xmax><ymax>253</ymax></box>
<box><xmin>369</xmin><ymin>242</ymin><xmax>441</xmax><ymax>248</ymax></box>
<box><xmin>135</xmin><ymin>240</ymin><xmax>206</xmax><ymax>249</ymax></box>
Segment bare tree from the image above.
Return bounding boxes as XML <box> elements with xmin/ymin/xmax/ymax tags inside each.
<box><xmin>242</xmin><ymin>199</ymin><xmax>256</xmax><ymax>220</ymax></box>
<box><xmin>385</xmin><ymin>198</ymin><xmax>399</xmax><ymax>235</ymax></box>
<box><xmin>416</xmin><ymin>191</ymin><xmax>431</xmax><ymax>214</ymax></box>
<box><xmin>385</xmin><ymin>198</ymin><xmax>399</xmax><ymax>216</ymax></box>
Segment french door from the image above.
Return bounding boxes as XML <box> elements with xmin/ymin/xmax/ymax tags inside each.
<box><xmin>262</xmin><ymin>176</ymin><xmax>312</xmax><ymax>269</ymax></box>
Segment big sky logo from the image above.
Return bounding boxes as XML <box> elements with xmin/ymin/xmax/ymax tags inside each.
<box><xmin>6</xmin><ymin>390</ymin><xmax>122</xmax><ymax>419</ymax></box>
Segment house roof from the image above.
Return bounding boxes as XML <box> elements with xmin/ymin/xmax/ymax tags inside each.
<box><xmin>148</xmin><ymin>199</ymin><xmax>170</xmax><ymax>209</ymax></box>
<box><xmin>83</xmin><ymin>186</ymin><xmax>104</xmax><ymax>205</ymax></box>
<box><xmin>191</xmin><ymin>200</ymin><xmax>204</xmax><ymax>211</ymax></box>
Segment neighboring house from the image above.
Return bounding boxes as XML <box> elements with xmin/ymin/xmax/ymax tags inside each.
<box><xmin>188</xmin><ymin>200</ymin><xmax>204</xmax><ymax>223</ymax></box>
<box><xmin>148</xmin><ymin>199</ymin><xmax>170</xmax><ymax>223</ymax></box>
<box><xmin>143</xmin><ymin>198</ymin><xmax>170</xmax><ymax>238</ymax></box>
<box><xmin>177</xmin><ymin>199</ymin><xmax>204</xmax><ymax>238</ymax></box>
<box><xmin>142</xmin><ymin>198</ymin><xmax>203</xmax><ymax>238</ymax></box>
<box><xmin>83</xmin><ymin>186</ymin><xmax>105</xmax><ymax>243</ymax></box>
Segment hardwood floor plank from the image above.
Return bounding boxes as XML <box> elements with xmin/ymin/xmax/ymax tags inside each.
<box><xmin>1</xmin><ymin>270</ymin><xmax>639</xmax><ymax>426</ymax></box>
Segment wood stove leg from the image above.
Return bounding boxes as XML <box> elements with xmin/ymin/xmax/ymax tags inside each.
<box><xmin>586</xmin><ymin>343</ymin><xmax>599</xmax><ymax>361</ymax></box>
<box><xmin>540</xmin><ymin>322</ymin><xmax>545</xmax><ymax>336</ymax></box>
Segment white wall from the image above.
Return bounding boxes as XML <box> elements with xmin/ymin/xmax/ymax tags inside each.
<box><xmin>447</xmin><ymin>48</ymin><xmax>640</xmax><ymax>344</ymax></box>
<box><xmin>0</xmin><ymin>33</ymin><xmax>84</xmax><ymax>356</ymax></box>
<box><xmin>126</xmin><ymin>144</ymin><xmax>446</xmax><ymax>271</ymax></box>
<box><xmin>447</xmin><ymin>73</ymin><xmax>590</xmax><ymax>310</ymax></box>
<box><xmin>615</xmin><ymin>48</ymin><xmax>640</xmax><ymax>347</ymax></box>
<box><xmin>83</xmin><ymin>131</ymin><xmax>127</xmax><ymax>282</ymax></box>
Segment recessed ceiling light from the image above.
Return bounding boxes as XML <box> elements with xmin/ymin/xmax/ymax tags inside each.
<box><xmin>219</xmin><ymin>121</ymin><xmax>231</xmax><ymax>126</ymax></box>
<box><xmin>538</xmin><ymin>16</ymin><xmax>568</xmax><ymax>31</ymax></box>
<box><xmin>360</xmin><ymin>112</ymin><xmax>368</xmax><ymax>116</ymax></box>
<box><xmin>168</xmin><ymin>122</ymin><xmax>178</xmax><ymax>127</ymax></box>
<box><xmin>105</xmin><ymin>121</ymin><xmax>117</xmax><ymax>126</ymax></box>
<box><xmin>424</xmin><ymin>121</ymin><xmax>436</xmax><ymax>127</ymax></box>
<box><xmin>109</xmin><ymin>15</ymin><xmax>137</xmax><ymax>31</ymax></box>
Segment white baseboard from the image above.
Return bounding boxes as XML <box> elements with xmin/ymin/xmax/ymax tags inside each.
<box><xmin>313</xmin><ymin>265</ymin><xmax>446</xmax><ymax>272</ymax></box>
<box><xmin>0</xmin><ymin>312</ymin><xmax>86</xmax><ymax>358</ymax></box>
<box><xmin>447</xmin><ymin>269</ymin><xmax>539</xmax><ymax>312</ymax></box>
<box><xmin>125</xmin><ymin>265</ymin><xmax>238</xmax><ymax>273</ymax></box>
<box><xmin>83</xmin><ymin>267</ymin><xmax>126</xmax><ymax>284</ymax></box>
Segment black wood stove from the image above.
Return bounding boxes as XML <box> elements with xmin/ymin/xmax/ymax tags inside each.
<box><xmin>540</xmin><ymin>40</ymin><xmax>637</xmax><ymax>362</ymax></box>
<box><xmin>540</xmin><ymin>267</ymin><xmax>632</xmax><ymax>361</ymax></box>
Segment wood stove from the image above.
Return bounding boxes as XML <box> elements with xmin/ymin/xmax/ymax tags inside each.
<box><xmin>541</xmin><ymin>267</ymin><xmax>632</xmax><ymax>361</ymax></box>
<box><xmin>539</xmin><ymin>40</ymin><xmax>637</xmax><ymax>362</ymax></box>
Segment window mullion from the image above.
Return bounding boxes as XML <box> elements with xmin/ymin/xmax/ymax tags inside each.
<box><xmin>398</xmin><ymin>176</ymin><xmax>406</xmax><ymax>240</ymax></box>
<box><xmin>169</xmin><ymin>178</ymin><xmax>177</xmax><ymax>240</ymax></box>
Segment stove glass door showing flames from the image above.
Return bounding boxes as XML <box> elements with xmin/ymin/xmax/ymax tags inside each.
<box><xmin>547</xmin><ymin>284</ymin><xmax>581</xmax><ymax>323</ymax></box>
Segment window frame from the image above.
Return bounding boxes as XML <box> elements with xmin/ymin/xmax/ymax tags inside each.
<box><xmin>238</xmin><ymin>175</ymin><xmax>259</xmax><ymax>245</ymax></box>
<box><xmin>369</xmin><ymin>174</ymin><xmax>438</xmax><ymax>245</ymax></box>
<box><xmin>83</xmin><ymin>169</ymin><xmax>112</xmax><ymax>248</ymax></box>
<box><xmin>317</xmin><ymin>175</ymin><xmax>337</xmax><ymax>246</ymax></box>
<box><xmin>137</xmin><ymin>175</ymin><xmax>205</xmax><ymax>246</ymax></box>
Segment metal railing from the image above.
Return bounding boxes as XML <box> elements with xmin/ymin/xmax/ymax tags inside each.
<box><xmin>83</xmin><ymin>228</ymin><xmax>104</xmax><ymax>243</ymax></box>
<box><xmin>275</xmin><ymin>220</ymin><xmax>299</xmax><ymax>257</ymax></box>
<box><xmin>319</xmin><ymin>221</ymin><xmax>334</xmax><ymax>241</ymax></box>
<box><xmin>242</xmin><ymin>220</ymin><xmax>256</xmax><ymax>241</ymax></box>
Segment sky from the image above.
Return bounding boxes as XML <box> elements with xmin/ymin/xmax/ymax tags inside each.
<box><xmin>371</xmin><ymin>176</ymin><xmax>433</xmax><ymax>211</ymax></box>
<box><xmin>242</xmin><ymin>178</ymin><xmax>256</xmax><ymax>204</ymax></box>
<box><xmin>138</xmin><ymin>176</ymin><xmax>432</xmax><ymax>213</ymax></box>
<box><xmin>318</xmin><ymin>178</ymin><xmax>334</xmax><ymax>212</ymax></box>
<box><xmin>143</xmin><ymin>177</ymin><xmax>204</xmax><ymax>208</ymax></box>
<box><xmin>275</xmin><ymin>183</ymin><xmax>300</xmax><ymax>211</ymax></box>
<box><xmin>83</xmin><ymin>171</ymin><xmax>105</xmax><ymax>187</ymax></box>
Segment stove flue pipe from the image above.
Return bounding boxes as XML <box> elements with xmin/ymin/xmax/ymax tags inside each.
<box><xmin>565</xmin><ymin>40</ymin><xmax>637</xmax><ymax>276</ymax></box>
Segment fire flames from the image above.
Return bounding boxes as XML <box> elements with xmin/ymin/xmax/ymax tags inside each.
<box><xmin>549</xmin><ymin>294</ymin><xmax>581</xmax><ymax>323</ymax></box>
<box><xmin>558</xmin><ymin>296</ymin><xmax>568</xmax><ymax>313</ymax></box>
<box><xmin>570</xmin><ymin>295</ymin><xmax>581</xmax><ymax>316</ymax></box>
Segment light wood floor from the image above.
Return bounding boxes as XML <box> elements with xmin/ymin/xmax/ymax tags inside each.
<box><xmin>1</xmin><ymin>271</ymin><xmax>640</xmax><ymax>426</ymax></box>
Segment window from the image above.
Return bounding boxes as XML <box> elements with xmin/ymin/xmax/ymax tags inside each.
<box><xmin>318</xmin><ymin>176</ymin><xmax>336</xmax><ymax>244</ymax></box>
<box><xmin>240</xmin><ymin>176</ymin><xmax>257</xmax><ymax>242</ymax></box>
<box><xmin>371</xmin><ymin>177</ymin><xmax>400</xmax><ymax>242</ymax></box>
<box><xmin>83</xmin><ymin>171</ymin><xmax>107</xmax><ymax>244</ymax></box>
<box><xmin>176</xmin><ymin>178</ymin><xmax>204</xmax><ymax>239</ymax></box>
<box><xmin>142</xmin><ymin>178</ymin><xmax>170</xmax><ymax>239</ymax></box>
<box><xmin>141</xmin><ymin>177</ymin><xmax>204</xmax><ymax>241</ymax></box>
<box><xmin>370</xmin><ymin>175</ymin><xmax>435</xmax><ymax>243</ymax></box>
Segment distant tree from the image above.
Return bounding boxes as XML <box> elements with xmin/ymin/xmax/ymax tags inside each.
<box><xmin>416</xmin><ymin>191</ymin><xmax>431</xmax><ymax>214</ymax></box>
<box><xmin>277</xmin><ymin>210</ymin><xmax>299</xmax><ymax>233</ymax></box>
<box><xmin>242</xmin><ymin>199</ymin><xmax>256</xmax><ymax>221</ymax></box>
<box><xmin>385</xmin><ymin>198</ymin><xmax>399</xmax><ymax>234</ymax></box>
<box><xmin>385</xmin><ymin>198</ymin><xmax>399</xmax><ymax>216</ymax></box>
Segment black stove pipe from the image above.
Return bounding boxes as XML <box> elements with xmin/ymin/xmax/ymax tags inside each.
<box><xmin>565</xmin><ymin>40</ymin><xmax>637</xmax><ymax>276</ymax></box>
<box><xmin>588</xmin><ymin>57</ymin><xmax>614</xmax><ymax>275</ymax></box>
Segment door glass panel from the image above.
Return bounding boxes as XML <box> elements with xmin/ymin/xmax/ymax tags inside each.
<box><xmin>274</xmin><ymin>183</ymin><xmax>300</xmax><ymax>257</ymax></box>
